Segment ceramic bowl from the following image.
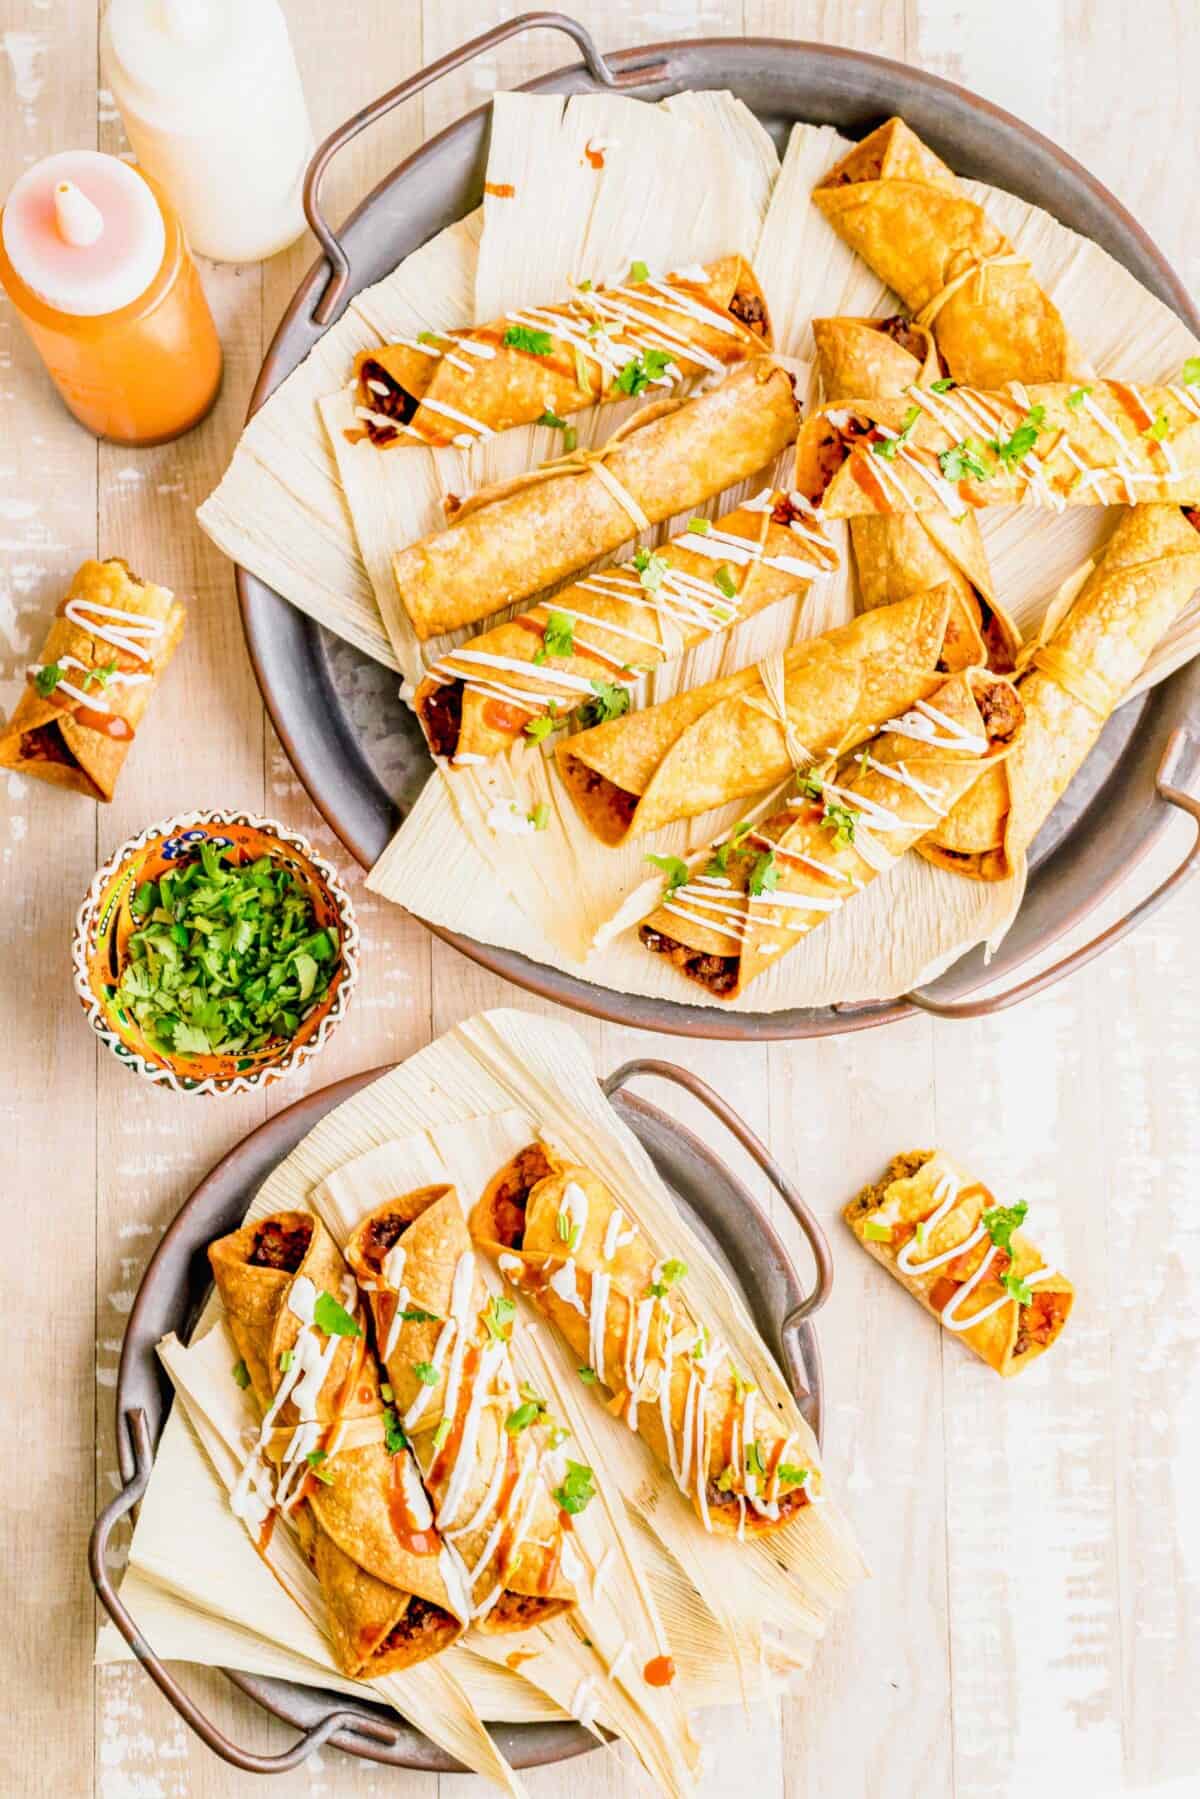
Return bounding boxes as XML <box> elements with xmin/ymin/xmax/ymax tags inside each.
<box><xmin>71</xmin><ymin>809</ymin><xmax>359</xmax><ymax>1095</ymax></box>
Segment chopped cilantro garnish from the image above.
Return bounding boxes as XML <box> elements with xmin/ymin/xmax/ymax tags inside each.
<box><xmin>863</xmin><ymin>1218</ymin><xmax>892</xmax><ymax>1242</ymax></box>
<box><xmin>232</xmin><ymin>1359</ymin><xmax>250</xmax><ymax>1389</ymax></box>
<box><xmin>113</xmin><ymin>845</ymin><xmax>337</xmax><ymax>1061</ymax></box>
<box><xmin>1145</xmin><ymin>411</ymin><xmax>1171</xmax><ymax>442</ymax></box>
<box><xmin>547</xmin><ymin>1425</ymin><xmax>569</xmax><ymax>1450</ymax></box>
<box><xmin>648</xmin><ymin>1258</ymin><xmax>687</xmax><ymax>1299</ymax></box>
<box><xmin>485</xmin><ymin>1294</ymin><xmax>516</xmax><ymax>1340</ymax></box>
<box><xmin>313</xmin><ymin>1291</ymin><xmax>361</xmax><ymax>1339</ymax></box>
<box><xmin>989</xmin><ymin>405</ymin><xmax>1045</xmax><ymax>469</ymax></box>
<box><xmin>562</xmin><ymin>425</ymin><xmax>578</xmax><ymax>453</ymax></box>
<box><xmin>306</xmin><ymin>1448</ymin><xmax>334</xmax><ymax>1485</ymax></box>
<box><xmin>715</xmin><ymin>1464</ymin><xmax>735</xmax><ymax>1493</ymax></box>
<box><xmin>505</xmin><ymin>1399</ymin><xmax>545</xmax><ymax>1434</ymax></box>
<box><xmin>552</xmin><ymin>1460</ymin><xmax>597</xmax><ymax>1515</ymax></box>
<box><xmin>729</xmin><ymin>820</ymin><xmax>753</xmax><ymax>849</ymax></box>
<box><xmin>417</xmin><ymin>329</ymin><xmax>441</xmax><ymax>345</ymax></box>
<box><xmin>687</xmin><ymin>515</ymin><xmax>711</xmax><ymax>534</ymax></box>
<box><xmin>529</xmin><ymin>804</ymin><xmax>550</xmax><ymax>832</ymax></box>
<box><xmin>614</xmin><ymin>347</ymin><xmax>674</xmax><ymax>396</ymax></box>
<box><xmin>822</xmin><ymin>799</ymin><xmax>860</xmax><ymax>849</ymax></box>
<box><xmin>777</xmin><ymin>1464</ymin><xmax>809</xmax><ymax>1488</ymax></box>
<box><xmin>524</xmin><ymin>703</ymin><xmax>559</xmax><ymax>744</ymax></box>
<box><xmin>713</xmin><ymin>564</ymin><xmax>737</xmax><ymax>600</ymax></box>
<box><xmin>574</xmin><ymin>678</ymin><xmax>630</xmax><ymax>729</ymax></box>
<box><xmin>628</xmin><ymin>259</ymin><xmax>650</xmax><ymax>283</ymax></box>
<box><xmin>431</xmin><ymin>1418</ymin><xmax>451</xmax><ymax>1453</ymax></box>
<box><xmin>537</xmin><ymin>407</ymin><xmax>567</xmax><ymax>430</ymax></box>
<box><xmin>1183</xmin><ymin>358</ymin><xmax>1200</xmax><ymax>387</ymax></box>
<box><xmin>34</xmin><ymin>662</ymin><xmax>63</xmax><ymax>697</ymax></box>
<box><xmin>748</xmin><ymin>850</ymin><xmax>779</xmax><ymax>896</ymax></box>
<box><xmin>398</xmin><ymin>1306</ymin><xmax>440</xmax><ymax>1324</ymax></box>
<box><xmin>982</xmin><ymin>1201</ymin><xmax>1028</xmax><ymax>1252</ymax></box>
<box><xmin>1003</xmin><ymin>1270</ymin><xmax>1034</xmax><ymax>1307</ymax></box>
<box><xmin>939</xmin><ymin>437</ymin><xmax>992</xmax><ymax>482</ymax></box>
<box><xmin>533</xmin><ymin>611</ymin><xmax>575</xmax><ymax>664</ymax></box>
<box><xmin>1067</xmin><ymin>385</ymin><xmax>1093</xmax><ymax>410</ymax></box>
<box><xmin>383</xmin><ymin>1407</ymin><xmax>407</xmax><ymax>1454</ymax></box>
<box><xmin>278</xmin><ymin>1349</ymin><xmax>294</xmax><ymax>1373</ymax></box>
<box><xmin>646</xmin><ymin>853</ymin><xmax>689</xmax><ymax>896</ymax></box>
<box><xmin>83</xmin><ymin>659</ymin><xmax>118</xmax><ymax>690</ymax></box>
<box><xmin>633</xmin><ymin>546</ymin><xmax>669</xmax><ymax>591</ymax></box>
<box><xmin>871</xmin><ymin>405</ymin><xmax>921</xmax><ymax>460</ymax></box>
<box><xmin>504</xmin><ymin>325</ymin><xmax>554</xmax><ymax>355</ymax></box>
<box><xmin>704</xmin><ymin>841</ymin><xmax>731</xmax><ymax>878</ymax></box>
<box><xmin>413</xmin><ymin>1361</ymin><xmax>440</xmax><ymax>1387</ymax></box>
<box><xmin>577</xmin><ymin>1366</ymin><xmax>599</xmax><ymax>1384</ymax></box>
<box><xmin>745</xmin><ymin>1439</ymin><xmax>767</xmax><ymax>1479</ymax></box>
<box><xmin>930</xmin><ymin>377</ymin><xmax>956</xmax><ymax>393</ymax></box>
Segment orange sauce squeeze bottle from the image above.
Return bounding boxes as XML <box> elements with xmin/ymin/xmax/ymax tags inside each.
<box><xmin>0</xmin><ymin>149</ymin><xmax>221</xmax><ymax>445</ymax></box>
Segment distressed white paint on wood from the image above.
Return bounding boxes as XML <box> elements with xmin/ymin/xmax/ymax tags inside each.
<box><xmin>0</xmin><ymin>2</ymin><xmax>1197</xmax><ymax>1795</ymax></box>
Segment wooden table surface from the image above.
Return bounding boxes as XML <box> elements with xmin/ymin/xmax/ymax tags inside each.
<box><xmin>3</xmin><ymin>3</ymin><xmax>1199</xmax><ymax>1795</ymax></box>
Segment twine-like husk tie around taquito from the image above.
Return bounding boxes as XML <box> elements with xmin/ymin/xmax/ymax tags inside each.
<box><xmin>844</xmin><ymin>1150</ymin><xmax>1074</xmax><ymax>1376</ymax></box>
<box><xmin>811</xmin><ymin>314</ymin><xmax>1019</xmax><ymax>668</ymax></box>
<box><xmin>343</xmin><ymin>1185</ymin><xmax>578</xmax><ymax>1631</ymax></box>
<box><xmin>468</xmin><ymin>1143</ymin><xmax>824</xmax><ymax>1539</ymax></box>
<box><xmin>795</xmin><ymin>378</ymin><xmax>1200</xmax><ymax>517</ymax></box>
<box><xmin>0</xmin><ymin>558</ymin><xmax>185</xmax><ymax>800</ymax></box>
<box><xmin>207</xmin><ymin>1211</ymin><xmax>467</xmax><ymax>1679</ymax></box>
<box><xmin>392</xmin><ymin>359</ymin><xmax>800</xmax><ymax>640</ymax></box>
<box><xmin>414</xmin><ymin>489</ymin><xmax>839</xmax><ymax>764</ymax></box>
<box><xmin>353</xmin><ymin>254</ymin><xmax>773</xmax><ymax>449</ymax></box>
<box><xmin>810</xmin><ymin>117</ymin><xmax>1087</xmax><ymax>388</ymax></box>
<box><xmin>636</xmin><ymin>666</ymin><xmax>1023</xmax><ymax>1000</ymax></box>
<box><xmin>555</xmin><ymin>584</ymin><xmax>976</xmax><ymax>846</ymax></box>
<box><xmin>919</xmin><ymin>502</ymin><xmax>1200</xmax><ymax>878</ymax></box>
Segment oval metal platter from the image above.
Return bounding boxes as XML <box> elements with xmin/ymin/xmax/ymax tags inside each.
<box><xmin>238</xmin><ymin>28</ymin><xmax>1200</xmax><ymax>1038</ymax></box>
<box><xmin>106</xmin><ymin>1058</ymin><xmax>825</xmax><ymax>1772</ymax></box>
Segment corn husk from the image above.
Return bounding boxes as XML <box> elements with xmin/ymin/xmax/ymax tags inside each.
<box><xmin>99</xmin><ymin>1010</ymin><xmax>863</xmax><ymax>1785</ymax></box>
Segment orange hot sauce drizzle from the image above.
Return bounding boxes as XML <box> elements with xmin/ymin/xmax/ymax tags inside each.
<box><xmin>484</xmin><ymin>182</ymin><xmax>516</xmax><ymax>198</ymax></box>
<box><xmin>849</xmin><ymin>452</ymin><xmax>894</xmax><ymax>514</ymax></box>
<box><xmin>643</xmin><ymin>1655</ymin><xmax>676</xmax><ymax>1687</ymax></box>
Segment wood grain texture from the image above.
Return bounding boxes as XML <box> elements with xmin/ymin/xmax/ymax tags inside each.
<box><xmin>0</xmin><ymin>2</ymin><xmax>1197</xmax><ymax>1795</ymax></box>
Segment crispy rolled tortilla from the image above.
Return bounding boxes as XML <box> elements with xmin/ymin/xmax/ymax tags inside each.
<box><xmin>393</xmin><ymin>360</ymin><xmax>799</xmax><ymax>639</ymax></box>
<box><xmin>352</xmin><ymin>255</ymin><xmax>771</xmax><ymax>449</ymax></box>
<box><xmin>344</xmin><ymin>1186</ymin><xmax>577</xmax><ymax>1633</ymax></box>
<box><xmin>208</xmin><ymin>1211</ymin><xmax>465</xmax><ymax>1679</ymax></box>
<box><xmin>638</xmin><ymin>667</ymin><xmax>1022</xmax><ymax>1000</ymax></box>
<box><xmin>557</xmin><ymin>584</ymin><xmax>973</xmax><ymax>846</ymax></box>
<box><xmin>795</xmin><ymin>379</ymin><xmax>1200</xmax><ymax>518</ymax></box>
<box><xmin>0</xmin><ymin>558</ymin><xmax>184</xmax><ymax>800</ymax></box>
<box><xmin>415</xmin><ymin>490</ymin><xmax>838</xmax><ymax>763</ymax></box>
<box><xmin>812</xmin><ymin>314</ymin><xmax>1018</xmax><ymax>669</ymax></box>
<box><xmin>844</xmin><ymin>1150</ymin><xmax>1074</xmax><ymax>1375</ymax></box>
<box><xmin>811</xmin><ymin>119</ymin><xmax>1079</xmax><ymax>387</ymax></box>
<box><xmin>469</xmin><ymin>1144</ymin><xmax>822</xmax><ymax>1536</ymax></box>
<box><xmin>920</xmin><ymin>503</ymin><xmax>1200</xmax><ymax>879</ymax></box>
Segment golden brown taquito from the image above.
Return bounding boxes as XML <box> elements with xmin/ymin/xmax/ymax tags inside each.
<box><xmin>920</xmin><ymin>504</ymin><xmax>1200</xmax><ymax>878</ymax></box>
<box><xmin>353</xmin><ymin>255</ymin><xmax>771</xmax><ymax>448</ymax></box>
<box><xmin>795</xmin><ymin>381</ymin><xmax>1200</xmax><ymax>517</ymax></box>
<box><xmin>811</xmin><ymin>119</ymin><xmax>1080</xmax><ymax>387</ymax></box>
<box><xmin>812</xmin><ymin>314</ymin><xmax>1018</xmax><ymax>668</ymax></box>
<box><xmin>415</xmin><ymin>491</ymin><xmax>838</xmax><ymax>763</ymax></box>
<box><xmin>0</xmin><ymin>558</ymin><xmax>184</xmax><ymax>800</ymax></box>
<box><xmin>344</xmin><ymin>1186</ymin><xmax>576</xmax><ymax>1633</ymax></box>
<box><xmin>469</xmin><ymin>1144</ymin><xmax>821</xmax><ymax>1537</ymax></box>
<box><xmin>208</xmin><ymin>1212</ymin><xmax>464</xmax><ymax>1679</ymax></box>
<box><xmin>556</xmin><ymin>585</ymin><xmax>972</xmax><ymax>846</ymax></box>
<box><xmin>844</xmin><ymin>1150</ymin><xmax>1074</xmax><ymax>1376</ymax></box>
<box><xmin>637</xmin><ymin>667</ymin><xmax>1022</xmax><ymax>1000</ymax></box>
<box><xmin>393</xmin><ymin>360</ymin><xmax>799</xmax><ymax>639</ymax></box>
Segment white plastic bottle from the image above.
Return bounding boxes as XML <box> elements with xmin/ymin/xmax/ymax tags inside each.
<box><xmin>101</xmin><ymin>0</ymin><xmax>315</xmax><ymax>264</ymax></box>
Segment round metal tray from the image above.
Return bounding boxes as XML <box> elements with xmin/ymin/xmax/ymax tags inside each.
<box><xmin>238</xmin><ymin>15</ymin><xmax>1200</xmax><ymax>1038</ymax></box>
<box><xmin>91</xmin><ymin>1055</ymin><xmax>828</xmax><ymax>1775</ymax></box>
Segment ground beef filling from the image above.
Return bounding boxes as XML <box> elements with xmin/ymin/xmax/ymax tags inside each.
<box><xmin>705</xmin><ymin>1477</ymin><xmax>809</xmax><ymax>1522</ymax></box>
<box><xmin>877</xmin><ymin>313</ymin><xmax>928</xmax><ymax>361</ymax></box>
<box><xmin>488</xmin><ymin>1591</ymin><xmax>567</xmax><ymax>1629</ymax></box>
<box><xmin>848</xmin><ymin>1152</ymin><xmax>934</xmax><ymax>1223</ymax></box>
<box><xmin>20</xmin><ymin>722</ymin><xmax>77</xmax><ymax>767</ymax></box>
<box><xmin>489</xmin><ymin>1144</ymin><xmax>554</xmax><ymax>1248</ymax></box>
<box><xmin>361</xmin><ymin>1210</ymin><xmax>406</xmax><ymax>1270</ymax></box>
<box><xmin>638</xmin><ymin>925</ymin><xmax>740</xmax><ymax>996</ymax></box>
<box><xmin>729</xmin><ymin>288</ymin><xmax>769</xmax><ymax>336</ymax></box>
<box><xmin>418</xmin><ymin>679</ymin><xmax>464</xmax><ymax>757</ymax></box>
<box><xmin>980</xmin><ymin>607</ymin><xmax>1016</xmax><ymax>674</ymax></box>
<box><xmin>358</xmin><ymin>358</ymin><xmax>419</xmax><ymax>443</ymax></box>
<box><xmin>379</xmin><ymin>1597</ymin><xmax>457</xmax><ymax>1652</ymax></box>
<box><xmin>248</xmin><ymin>1217</ymin><xmax>313</xmax><ymax>1272</ymax></box>
<box><xmin>976</xmin><ymin>677</ymin><xmax>1022</xmax><ymax>743</ymax></box>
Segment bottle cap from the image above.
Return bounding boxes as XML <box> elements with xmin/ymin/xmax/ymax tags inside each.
<box><xmin>2</xmin><ymin>150</ymin><xmax>166</xmax><ymax>317</ymax></box>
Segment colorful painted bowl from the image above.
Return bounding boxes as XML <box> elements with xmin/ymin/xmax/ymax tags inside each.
<box><xmin>72</xmin><ymin>810</ymin><xmax>360</xmax><ymax>1095</ymax></box>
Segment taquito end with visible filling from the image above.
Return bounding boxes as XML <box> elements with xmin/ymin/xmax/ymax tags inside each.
<box><xmin>207</xmin><ymin>1210</ymin><xmax>466</xmax><ymax>1678</ymax></box>
<box><xmin>919</xmin><ymin>502</ymin><xmax>1200</xmax><ymax>880</ymax></box>
<box><xmin>844</xmin><ymin>1150</ymin><xmax>1074</xmax><ymax>1375</ymax></box>
<box><xmin>351</xmin><ymin>254</ymin><xmax>772</xmax><ymax>449</ymax></box>
<box><xmin>344</xmin><ymin>1186</ymin><xmax>578</xmax><ymax>1631</ymax></box>
<box><xmin>637</xmin><ymin>665</ymin><xmax>1023</xmax><ymax>1000</ymax></box>
<box><xmin>556</xmin><ymin>583</ymin><xmax>974</xmax><ymax>846</ymax></box>
<box><xmin>470</xmin><ymin>1143</ymin><xmax>823</xmax><ymax>1538</ymax></box>
<box><xmin>0</xmin><ymin>558</ymin><xmax>185</xmax><ymax>800</ymax></box>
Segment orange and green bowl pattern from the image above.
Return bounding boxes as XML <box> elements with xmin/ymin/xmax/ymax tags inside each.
<box><xmin>71</xmin><ymin>810</ymin><xmax>360</xmax><ymax>1095</ymax></box>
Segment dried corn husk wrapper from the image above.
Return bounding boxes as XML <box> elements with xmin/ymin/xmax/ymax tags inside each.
<box><xmin>810</xmin><ymin>117</ymin><xmax>1085</xmax><ymax>386</ymax></box>
<box><xmin>352</xmin><ymin>253</ymin><xmax>771</xmax><ymax>448</ymax></box>
<box><xmin>811</xmin><ymin>314</ymin><xmax>1018</xmax><ymax>666</ymax></box>
<box><xmin>844</xmin><ymin>1149</ymin><xmax>1074</xmax><ymax>1376</ymax></box>
<box><xmin>920</xmin><ymin>503</ymin><xmax>1200</xmax><ymax>878</ymax></box>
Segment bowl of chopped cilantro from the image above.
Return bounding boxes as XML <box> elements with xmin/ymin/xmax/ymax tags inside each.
<box><xmin>72</xmin><ymin>810</ymin><xmax>359</xmax><ymax>1094</ymax></box>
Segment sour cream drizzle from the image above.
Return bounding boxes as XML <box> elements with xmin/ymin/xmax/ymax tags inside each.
<box><xmin>62</xmin><ymin>595</ymin><xmax>165</xmax><ymax>662</ymax></box>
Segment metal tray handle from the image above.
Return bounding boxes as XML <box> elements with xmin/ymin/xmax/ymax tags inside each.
<box><xmin>90</xmin><ymin>1409</ymin><xmax>401</xmax><ymax>1774</ymax></box>
<box><xmin>600</xmin><ymin>1058</ymin><xmax>834</xmax><ymax>1382</ymax></box>
<box><xmin>904</xmin><ymin>725</ymin><xmax>1200</xmax><ymax>1019</ymax></box>
<box><xmin>305</xmin><ymin>11</ymin><xmax>640</xmax><ymax>327</ymax></box>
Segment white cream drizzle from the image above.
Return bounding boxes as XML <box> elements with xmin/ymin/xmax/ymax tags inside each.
<box><xmin>548</xmin><ymin>1256</ymin><xmax>588</xmax><ymax>1315</ymax></box>
<box><xmin>29</xmin><ymin>652</ymin><xmax>151</xmax><ymax>712</ymax></box>
<box><xmin>62</xmin><ymin>594</ymin><xmax>165</xmax><ymax>662</ymax></box>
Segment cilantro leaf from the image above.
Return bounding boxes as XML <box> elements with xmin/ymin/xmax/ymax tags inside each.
<box><xmin>504</xmin><ymin>325</ymin><xmax>554</xmax><ymax>355</ymax></box>
<box><xmin>871</xmin><ymin>404</ymin><xmax>921</xmax><ymax>461</ymax></box>
<box><xmin>34</xmin><ymin>662</ymin><xmax>64</xmax><ymax>697</ymax></box>
<box><xmin>575</xmin><ymin>678</ymin><xmax>630</xmax><ymax>729</ymax></box>
<box><xmin>633</xmin><ymin>546</ymin><xmax>669</xmax><ymax>591</ymax></box>
<box><xmin>776</xmin><ymin>1463</ymin><xmax>809</xmax><ymax>1488</ymax></box>
<box><xmin>648</xmin><ymin>1258</ymin><xmax>687</xmax><ymax>1299</ymax></box>
<box><xmin>1003</xmin><ymin>1270</ymin><xmax>1034</xmax><ymax>1307</ymax></box>
<box><xmin>1145</xmin><ymin>411</ymin><xmax>1171</xmax><ymax>443</ymax></box>
<box><xmin>484</xmin><ymin>1294</ymin><xmax>516</xmax><ymax>1341</ymax></box>
<box><xmin>505</xmin><ymin>1399</ymin><xmax>544</xmax><ymax>1434</ymax></box>
<box><xmin>305</xmin><ymin>1449</ymin><xmax>334</xmax><ymax>1485</ymax></box>
<box><xmin>383</xmin><ymin>1407</ymin><xmax>407</xmax><ymax>1455</ymax></box>
<box><xmin>313</xmin><ymin>1291</ymin><xmax>362</xmax><ymax>1339</ymax></box>
<box><xmin>982</xmin><ymin>1201</ymin><xmax>1028</xmax><ymax>1253</ymax></box>
<box><xmin>537</xmin><ymin>408</ymin><xmax>568</xmax><ymax>429</ymax></box>
<box><xmin>552</xmin><ymin>1460</ymin><xmax>597</xmax><ymax>1515</ymax></box>
<box><xmin>1183</xmin><ymin>358</ymin><xmax>1200</xmax><ymax>387</ymax></box>
<box><xmin>577</xmin><ymin>1366</ymin><xmax>599</xmax><ymax>1384</ymax></box>
<box><xmin>614</xmin><ymin>348</ymin><xmax>674</xmax><ymax>396</ymax></box>
<box><xmin>748</xmin><ymin>850</ymin><xmax>779</xmax><ymax>896</ymax></box>
<box><xmin>938</xmin><ymin>437</ymin><xmax>992</xmax><ymax>482</ymax></box>
<box><xmin>646</xmin><ymin>853</ymin><xmax>689</xmax><ymax>896</ymax></box>
<box><xmin>989</xmin><ymin>406</ymin><xmax>1045</xmax><ymax>469</ymax></box>
<box><xmin>82</xmin><ymin>659</ymin><xmax>118</xmax><ymax>690</ymax></box>
<box><xmin>628</xmin><ymin>259</ymin><xmax>650</xmax><ymax>283</ymax></box>
<box><xmin>822</xmin><ymin>799</ymin><xmax>860</xmax><ymax>849</ymax></box>
<box><xmin>713</xmin><ymin>564</ymin><xmax>737</xmax><ymax>600</ymax></box>
<box><xmin>1067</xmin><ymin>385</ymin><xmax>1093</xmax><ymax>410</ymax></box>
<box><xmin>412</xmin><ymin>1361</ymin><xmax>440</xmax><ymax>1387</ymax></box>
<box><xmin>534</xmin><ymin>611</ymin><xmax>575</xmax><ymax>664</ymax></box>
<box><xmin>232</xmin><ymin>1359</ymin><xmax>250</xmax><ymax>1389</ymax></box>
<box><xmin>524</xmin><ymin>703</ymin><xmax>559</xmax><ymax>744</ymax></box>
<box><xmin>930</xmin><ymin>377</ymin><xmax>956</xmax><ymax>393</ymax></box>
<box><xmin>398</xmin><ymin>1306</ymin><xmax>440</xmax><ymax>1324</ymax></box>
